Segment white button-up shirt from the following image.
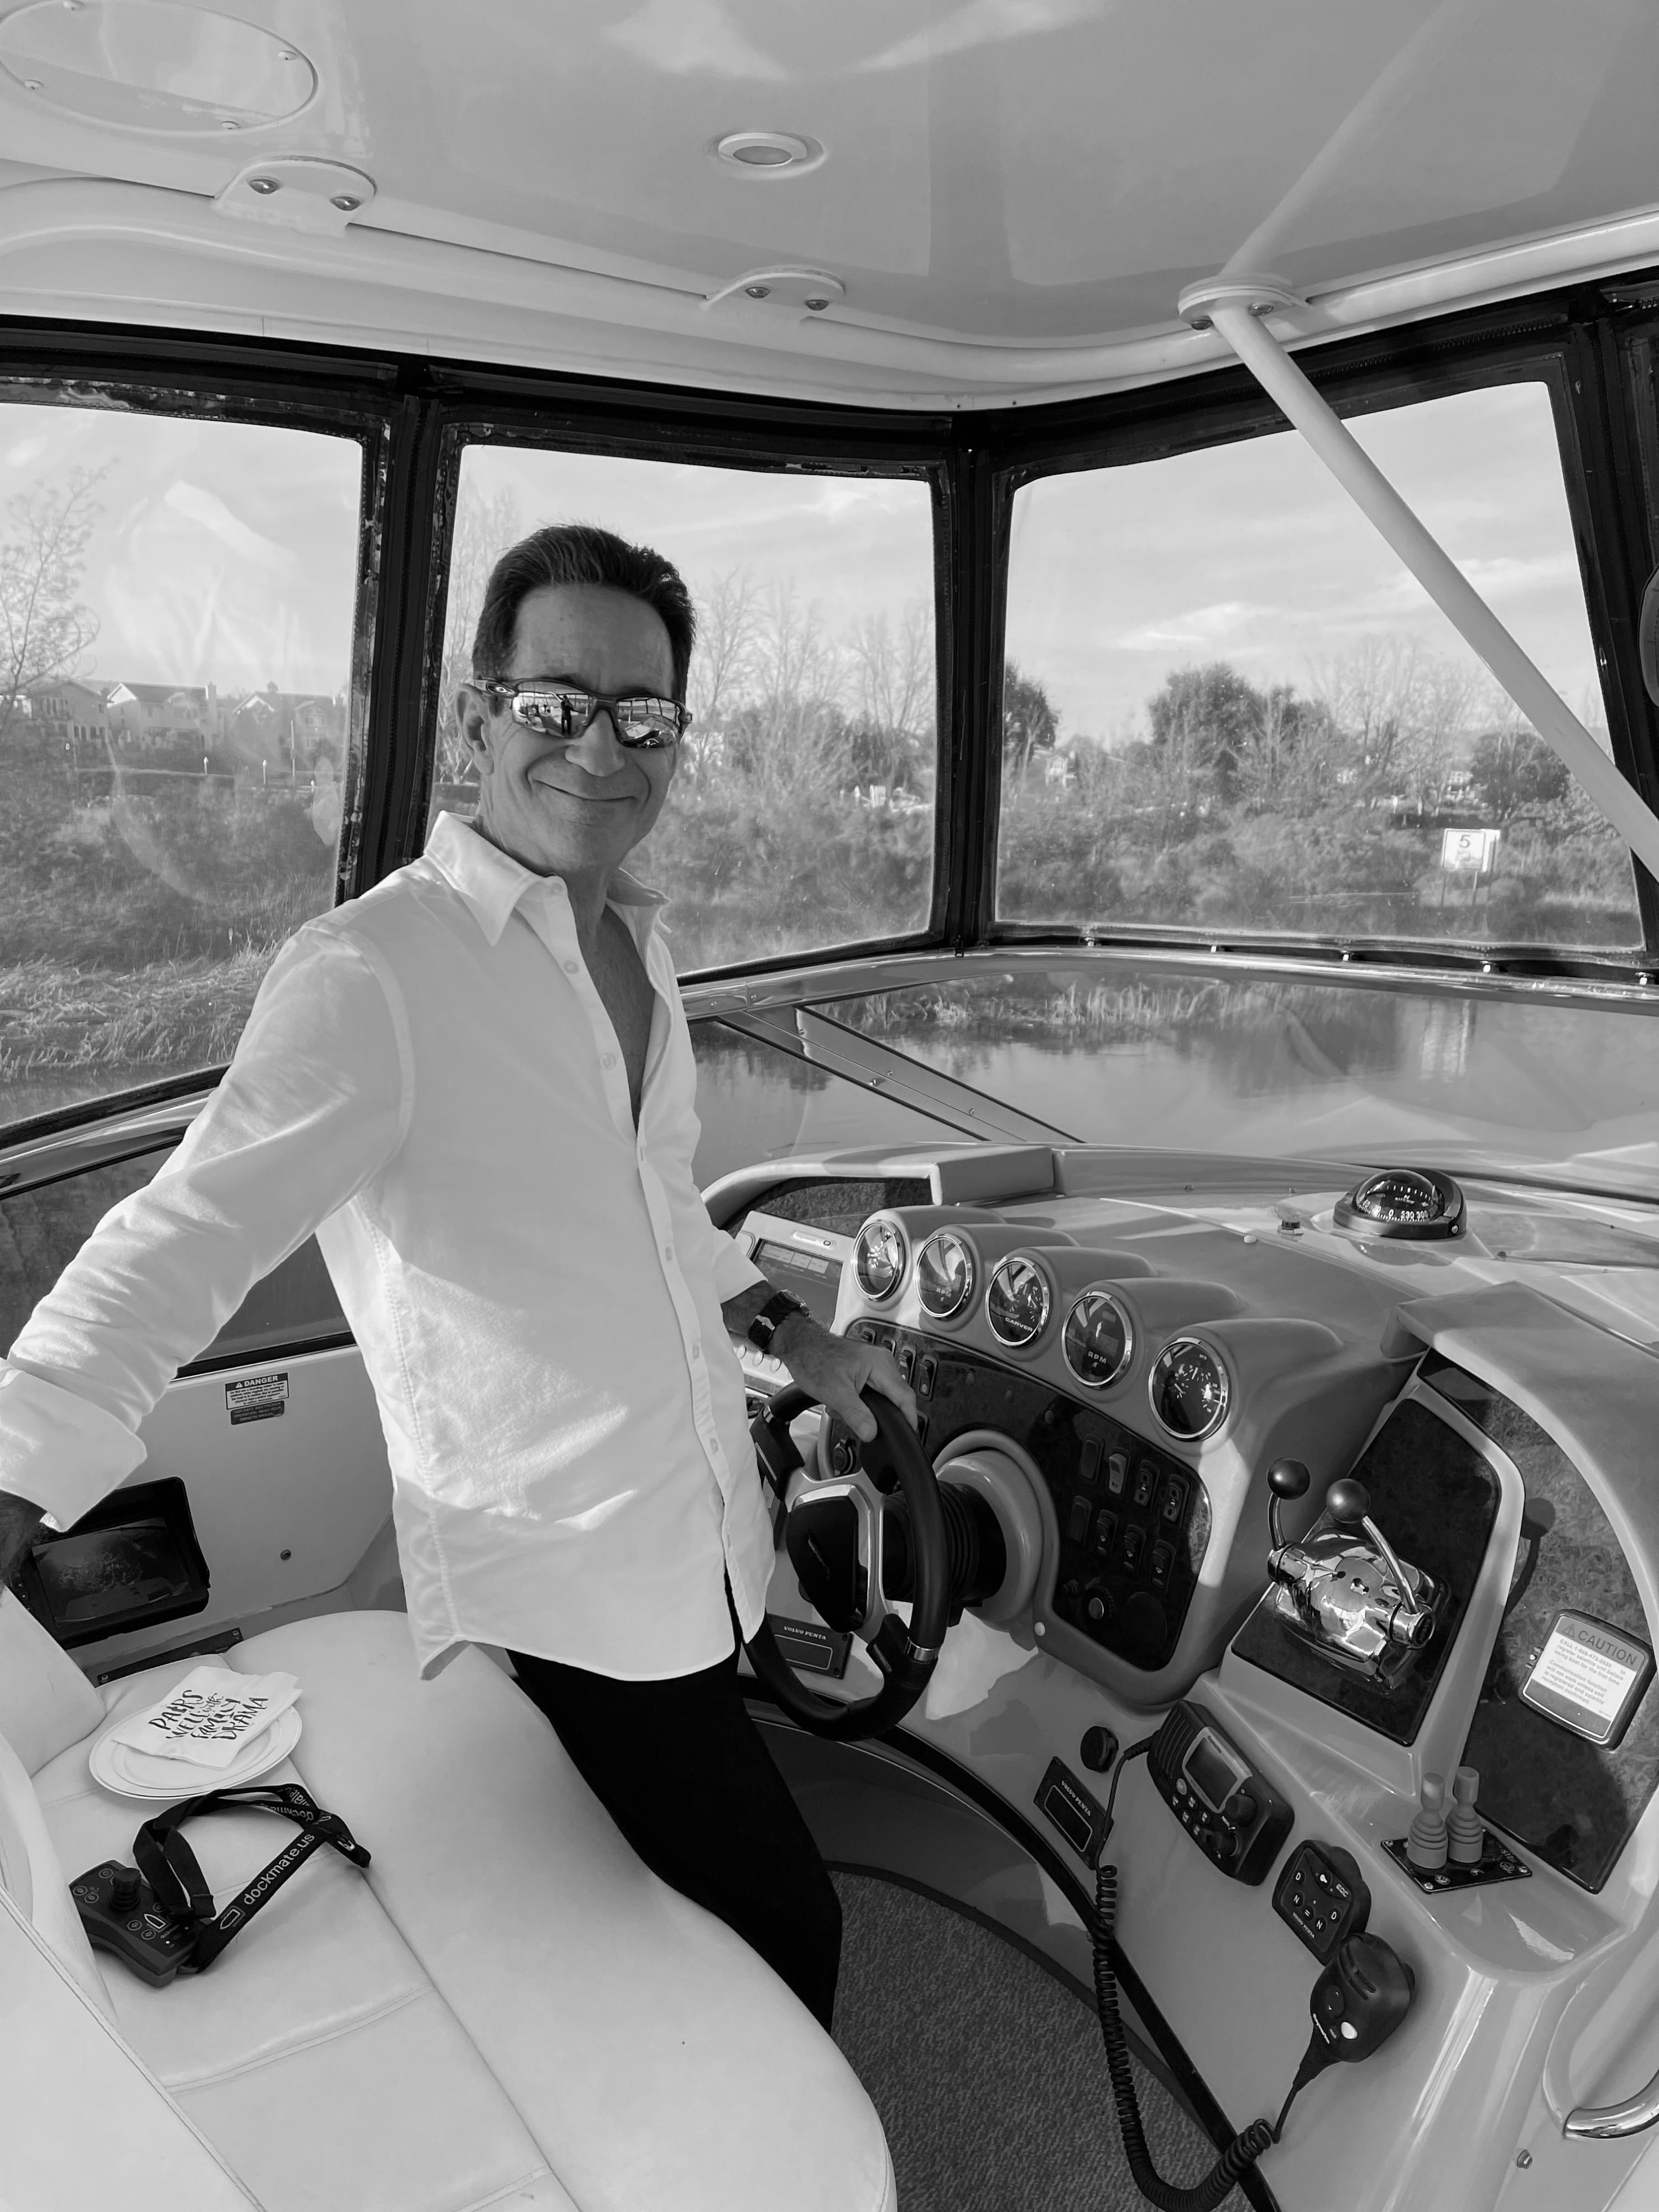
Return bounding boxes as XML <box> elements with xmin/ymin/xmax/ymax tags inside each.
<box><xmin>0</xmin><ymin>813</ymin><xmax>775</xmax><ymax>1679</ymax></box>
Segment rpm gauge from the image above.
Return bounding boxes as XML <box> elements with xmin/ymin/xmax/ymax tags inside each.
<box><xmin>853</xmin><ymin>1217</ymin><xmax>906</xmax><ymax>1300</ymax></box>
<box><xmin>1062</xmin><ymin>1291</ymin><xmax>1133</xmax><ymax>1388</ymax></box>
<box><xmin>987</xmin><ymin>1256</ymin><xmax>1051</xmax><ymax>1347</ymax></box>
<box><xmin>1149</xmin><ymin>1338</ymin><xmax>1229</xmax><ymax>1439</ymax></box>
<box><xmin>916</xmin><ymin>1230</ymin><xmax>976</xmax><ymax>1319</ymax></box>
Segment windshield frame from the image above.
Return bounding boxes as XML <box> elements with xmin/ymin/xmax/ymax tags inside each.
<box><xmin>4</xmin><ymin>287</ymin><xmax>1659</xmax><ymax>1157</ymax></box>
<box><xmin>983</xmin><ymin>308</ymin><xmax>1659</xmax><ymax>977</ymax></box>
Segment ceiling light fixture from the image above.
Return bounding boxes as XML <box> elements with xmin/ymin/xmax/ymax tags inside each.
<box><xmin>713</xmin><ymin>131</ymin><xmax>825</xmax><ymax>178</ymax></box>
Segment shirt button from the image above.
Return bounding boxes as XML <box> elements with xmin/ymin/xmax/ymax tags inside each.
<box><xmin>691</xmin><ymin>1342</ymin><xmax>701</xmax><ymax>1360</ymax></box>
<box><xmin>664</xmin><ymin>1244</ymin><xmax>674</xmax><ymax>1262</ymax></box>
<box><xmin>564</xmin><ymin>960</ymin><xmax>579</xmax><ymax>974</ymax></box>
<box><xmin>602</xmin><ymin>1052</ymin><xmax>617</xmax><ymax>1069</ymax></box>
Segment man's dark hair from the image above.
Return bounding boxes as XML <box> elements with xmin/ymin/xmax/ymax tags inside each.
<box><xmin>469</xmin><ymin>522</ymin><xmax>696</xmax><ymax>698</ymax></box>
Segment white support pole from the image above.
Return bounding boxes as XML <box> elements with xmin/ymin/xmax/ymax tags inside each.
<box><xmin>1178</xmin><ymin>278</ymin><xmax>1659</xmax><ymax>887</ymax></box>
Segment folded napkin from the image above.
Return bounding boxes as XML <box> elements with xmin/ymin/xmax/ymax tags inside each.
<box><xmin>108</xmin><ymin>1665</ymin><xmax>301</xmax><ymax>1771</ymax></box>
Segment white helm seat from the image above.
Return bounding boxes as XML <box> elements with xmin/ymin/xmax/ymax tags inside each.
<box><xmin>2</xmin><ymin>1598</ymin><xmax>896</xmax><ymax>2212</ymax></box>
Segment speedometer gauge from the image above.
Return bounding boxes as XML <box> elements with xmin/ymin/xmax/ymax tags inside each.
<box><xmin>1149</xmin><ymin>1338</ymin><xmax>1229</xmax><ymax>1439</ymax></box>
<box><xmin>916</xmin><ymin>1230</ymin><xmax>975</xmax><ymax>1319</ymax></box>
<box><xmin>853</xmin><ymin>1217</ymin><xmax>906</xmax><ymax>1300</ymax></box>
<box><xmin>987</xmin><ymin>1256</ymin><xmax>1051</xmax><ymax>1347</ymax></box>
<box><xmin>1062</xmin><ymin>1291</ymin><xmax>1133</xmax><ymax>1388</ymax></box>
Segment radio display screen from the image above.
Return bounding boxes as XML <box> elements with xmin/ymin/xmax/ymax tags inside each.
<box><xmin>1185</xmin><ymin>1731</ymin><xmax>1241</xmax><ymax>1812</ymax></box>
<box><xmin>752</xmin><ymin>1236</ymin><xmax>843</xmax><ymax>1328</ymax></box>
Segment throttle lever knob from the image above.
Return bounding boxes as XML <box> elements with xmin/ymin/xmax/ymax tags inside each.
<box><xmin>1324</xmin><ymin>1479</ymin><xmax>1371</xmax><ymax>1527</ymax></box>
<box><xmin>1267</xmin><ymin>1459</ymin><xmax>1311</xmax><ymax>1552</ymax></box>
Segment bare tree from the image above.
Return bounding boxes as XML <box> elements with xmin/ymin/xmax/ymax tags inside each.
<box><xmin>1310</xmin><ymin>637</ymin><xmax>1481</xmax><ymax>806</ymax></box>
<box><xmin>849</xmin><ymin>602</ymin><xmax>932</xmax><ymax>740</ymax></box>
<box><xmin>0</xmin><ymin>466</ymin><xmax>108</xmax><ymax>744</ymax></box>
<box><xmin>731</xmin><ymin>580</ymin><xmax>848</xmax><ymax>800</ymax></box>
<box><xmin>685</xmin><ymin>567</ymin><xmax>762</xmax><ymax>778</ymax></box>
<box><xmin>435</xmin><ymin>481</ymin><xmax>521</xmax><ymax>784</ymax></box>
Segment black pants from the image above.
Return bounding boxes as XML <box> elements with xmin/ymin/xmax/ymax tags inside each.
<box><xmin>508</xmin><ymin>1644</ymin><xmax>842</xmax><ymax>2031</ymax></box>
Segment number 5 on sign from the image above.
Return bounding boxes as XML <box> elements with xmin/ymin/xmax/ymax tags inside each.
<box><xmin>1441</xmin><ymin>827</ymin><xmax>1501</xmax><ymax>881</ymax></box>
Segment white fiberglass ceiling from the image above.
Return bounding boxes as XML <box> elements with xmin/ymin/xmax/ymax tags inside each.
<box><xmin>1</xmin><ymin>0</ymin><xmax>1657</xmax><ymax>395</ymax></box>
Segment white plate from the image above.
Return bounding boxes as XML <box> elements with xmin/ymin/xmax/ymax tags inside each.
<box><xmin>88</xmin><ymin>1707</ymin><xmax>302</xmax><ymax>1798</ymax></box>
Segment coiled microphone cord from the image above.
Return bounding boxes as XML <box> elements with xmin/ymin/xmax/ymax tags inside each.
<box><xmin>1089</xmin><ymin>1744</ymin><xmax>1276</xmax><ymax>2211</ymax></box>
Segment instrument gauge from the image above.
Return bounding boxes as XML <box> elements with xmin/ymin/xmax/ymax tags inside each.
<box><xmin>1062</xmin><ymin>1292</ymin><xmax>1133</xmax><ymax>1389</ymax></box>
<box><xmin>1149</xmin><ymin>1338</ymin><xmax>1229</xmax><ymax>1439</ymax></box>
<box><xmin>853</xmin><ymin>1217</ymin><xmax>906</xmax><ymax>1301</ymax></box>
<box><xmin>916</xmin><ymin>1230</ymin><xmax>976</xmax><ymax>1320</ymax></box>
<box><xmin>987</xmin><ymin>1257</ymin><xmax>1051</xmax><ymax>1347</ymax></box>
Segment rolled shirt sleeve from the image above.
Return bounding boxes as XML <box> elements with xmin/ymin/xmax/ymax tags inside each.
<box><xmin>1</xmin><ymin>925</ymin><xmax>408</xmax><ymax>1533</ymax></box>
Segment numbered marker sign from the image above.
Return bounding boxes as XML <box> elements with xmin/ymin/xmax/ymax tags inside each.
<box><xmin>1441</xmin><ymin>827</ymin><xmax>1501</xmax><ymax>879</ymax></box>
<box><xmin>1521</xmin><ymin>1611</ymin><xmax>1654</xmax><ymax>1746</ymax></box>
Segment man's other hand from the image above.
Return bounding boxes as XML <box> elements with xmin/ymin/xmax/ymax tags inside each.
<box><xmin>770</xmin><ymin>1313</ymin><xmax>917</xmax><ymax>1443</ymax></box>
<box><xmin>0</xmin><ymin>1489</ymin><xmax>44</xmax><ymax>1589</ymax></box>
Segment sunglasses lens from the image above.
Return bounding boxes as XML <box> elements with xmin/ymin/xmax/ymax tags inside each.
<box><xmin>507</xmin><ymin>691</ymin><xmax>683</xmax><ymax>746</ymax></box>
<box><xmin>617</xmin><ymin>700</ymin><xmax>686</xmax><ymax>747</ymax></box>
<box><xmin>512</xmin><ymin>691</ymin><xmax>580</xmax><ymax>738</ymax></box>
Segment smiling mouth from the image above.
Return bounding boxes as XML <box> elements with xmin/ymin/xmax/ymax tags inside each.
<box><xmin>532</xmin><ymin>783</ymin><xmax>637</xmax><ymax>804</ymax></box>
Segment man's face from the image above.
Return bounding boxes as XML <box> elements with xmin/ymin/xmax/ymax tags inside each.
<box><xmin>458</xmin><ymin>582</ymin><xmax>680</xmax><ymax>884</ymax></box>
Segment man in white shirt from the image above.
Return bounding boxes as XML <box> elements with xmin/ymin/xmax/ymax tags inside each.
<box><xmin>0</xmin><ymin>522</ymin><xmax>912</xmax><ymax>2031</ymax></box>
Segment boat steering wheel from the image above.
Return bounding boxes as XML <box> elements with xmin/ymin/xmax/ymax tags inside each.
<box><xmin>743</xmin><ymin>1385</ymin><xmax>951</xmax><ymax>1741</ymax></box>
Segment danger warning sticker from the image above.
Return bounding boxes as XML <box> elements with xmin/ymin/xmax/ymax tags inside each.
<box><xmin>225</xmin><ymin>1373</ymin><xmax>289</xmax><ymax>1427</ymax></box>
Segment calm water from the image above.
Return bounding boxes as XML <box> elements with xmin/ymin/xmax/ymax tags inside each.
<box><xmin>692</xmin><ymin>982</ymin><xmax>1659</xmax><ymax>1202</ymax></box>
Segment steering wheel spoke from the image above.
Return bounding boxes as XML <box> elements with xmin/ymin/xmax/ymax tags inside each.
<box><xmin>744</xmin><ymin>1385</ymin><xmax>951</xmax><ymax>1741</ymax></box>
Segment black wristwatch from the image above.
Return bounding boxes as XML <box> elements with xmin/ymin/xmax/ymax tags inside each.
<box><xmin>747</xmin><ymin>1288</ymin><xmax>811</xmax><ymax>1353</ymax></box>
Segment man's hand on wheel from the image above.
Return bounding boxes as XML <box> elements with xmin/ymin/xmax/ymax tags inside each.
<box><xmin>770</xmin><ymin>1314</ymin><xmax>917</xmax><ymax>1443</ymax></box>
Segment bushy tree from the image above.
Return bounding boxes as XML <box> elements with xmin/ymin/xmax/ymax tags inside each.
<box><xmin>1467</xmin><ymin>724</ymin><xmax>1571</xmax><ymax>824</ymax></box>
<box><xmin>1003</xmin><ymin>661</ymin><xmax>1058</xmax><ymax>784</ymax></box>
<box><xmin>1146</xmin><ymin>662</ymin><xmax>1264</xmax><ymax>801</ymax></box>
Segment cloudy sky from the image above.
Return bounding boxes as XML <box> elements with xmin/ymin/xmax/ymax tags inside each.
<box><xmin>1006</xmin><ymin>379</ymin><xmax>1606</xmax><ymax>747</ymax></box>
<box><xmin>3</xmin><ymin>378</ymin><xmax>1603</xmax><ymax>751</ymax></box>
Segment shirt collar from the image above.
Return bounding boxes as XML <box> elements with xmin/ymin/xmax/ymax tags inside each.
<box><xmin>424</xmin><ymin>811</ymin><xmax>666</xmax><ymax>949</ymax></box>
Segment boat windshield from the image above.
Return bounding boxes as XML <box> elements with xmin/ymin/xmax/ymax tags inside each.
<box><xmin>826</xmin><ymin>966</ymin><xmax>1659</xmax><ymax>1207</ymax></box>
<box><xmin>999</xmin><ymin>380</ymin><xmax>1640</xmax><ymax>953</ymax></box>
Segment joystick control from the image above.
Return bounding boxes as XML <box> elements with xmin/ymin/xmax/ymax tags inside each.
<box><xmin>1407</xmin><ymin>1772</ymin><xmax>1449</xmax><ymax>1871</ymax></box>
<box><xmin>1447</xmin><ymin>1764</ymin><xmax>1485</xmax><ymax>1866</ymax></box>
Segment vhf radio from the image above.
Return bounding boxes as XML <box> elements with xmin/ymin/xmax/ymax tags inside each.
<box><xmin>1148</xmin><ymin>1699</ymin><xmax>1292</xmax><ymax>1884</ymax></box>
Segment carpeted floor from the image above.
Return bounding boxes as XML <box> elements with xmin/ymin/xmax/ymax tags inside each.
<box><xmin>831</xmin><ymin>1872</ymin><xmax>1245</xmax><ymax>2212</ymax></box>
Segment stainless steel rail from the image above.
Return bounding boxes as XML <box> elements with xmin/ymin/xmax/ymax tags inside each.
<box><xmin>1564</xmin><ymin>2074</ymin><xmax>1659</xmax><ymax>2141</ymax></box>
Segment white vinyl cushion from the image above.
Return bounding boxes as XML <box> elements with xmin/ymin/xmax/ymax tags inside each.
<box><xmin>1</xmin><ymin>1887</ymin><xmax>259</xmax><ymax>2212</ymax></box>
<box><xmin>0</xmin><ymin>1725</ymin><xmax>112</xmax><ymax>2018</ymax></box>
<box><xmin>27</xmin><ymin>1610</ymin><xmax>895</xmax><ymax>2212</ymax></box>
<box><xmin>0</xmin><ymin>1588</ymin><xmax>105</xmax><ymax>1774</ymax></box>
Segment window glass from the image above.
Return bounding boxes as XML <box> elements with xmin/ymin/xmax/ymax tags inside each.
<box><xmin>0</xmin><ymin>1146</ymin><xmax>349</xmax><ymax>1371</ymax></box>
<box><xmin>827</xmin><ymin>967</ymin><xmax>1659</xmax><ymax>1202</ymax></box>
<box><xmin>436</xmin><ymin>446</ymin><xmax>937</xmax><ymax>970</ymax></box>
<box><xmin>0</xmin><ymin>401</ymin><xmax>364</xmax><ymax>1133</ymax></box>
<box><xmin>690</xmin><ymin>1022</ymin><xmax>964</xmax><ymax>1190</ymax></box>
<box><xmin>1000</xmin><ymin>383</ymin><xmax>1640</xmax><ymax>953</ymax></box>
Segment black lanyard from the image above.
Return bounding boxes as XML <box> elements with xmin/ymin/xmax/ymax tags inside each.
<box><xmin>133</xmin><ymin>1780</ymin><xmax>371</xmax><ymax>1970</ymax></box>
